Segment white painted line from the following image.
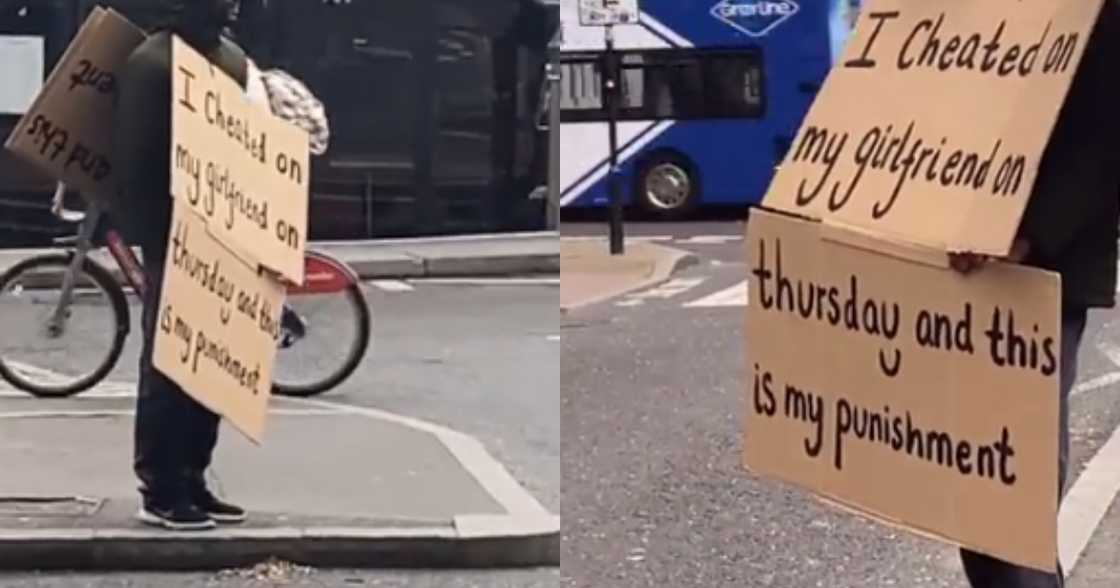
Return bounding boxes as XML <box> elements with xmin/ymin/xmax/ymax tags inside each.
<box><xmin>1071</xmin><ymin>342</ymin><xmax>1120</xmax><ymax>396</ymax></box>
<box><xmin>635</xmin><ymin>277</ymin><xmax>706</xmax><ymax>299</ymax></box>
<box><xmin>679</xmin><ymin>235</ymin><xmax>743</xmax><ymax>245</ymax></box>
<box><xmin>1059</xmin><ymin>418</ymin><xmax>1120</xmax><ymax>574</ymax></box>
<box><xmin>4</xmin><ymin>360</ymin><xmax>77</xmax><ymax>387</ymax></box>
<box><xmin>1098</xmin><ymin>341</ymin><xmax>1120</xmax><ymax>366</ymax></box>
<box><xmin>411</xmin><ymin>277</ymin><xmax>560</xmax><ymax>286</ymax></box>
<box><xmin>546</xmin><ymin>335</ymin><xmax>561</xmax><ymax>342</ymax></box>
<box><xmin>0</xmin><ymin>387</ymin><xmax>135</xmax><ymax>398</ymax></box>
<box><xmin>1072</xmin><ymin>372</ymin><xmax>1120</xmax><ymax>397</ymax></box>
<box><xmin>615</xmin><ymin>277</ymin><xmax>707</xmax><ymax>307</ymax></box>
<box><xmin>631</xmin><ymin>235</ymin><xmax>675</xmax><ymax>243</ymax></box>
<box><xmin>683</xmin><ymin>281</ymin><xmax>749</xmax><ymax>308</ymax></box>
<box><xmin>369</xmin><ymin>279</ymin><xmax>415</xmax><ymax>292</ymax></box>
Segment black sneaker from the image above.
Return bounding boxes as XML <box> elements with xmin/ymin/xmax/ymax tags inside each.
<box><xmin>137</xmin><ymin>500</ymin><xmax>216</xmax><ymax>531</ymax></box>
<box><xmin>194</xmin><ymin>489</ymin><xmax>247</xmax><ymax>524</ymax></box>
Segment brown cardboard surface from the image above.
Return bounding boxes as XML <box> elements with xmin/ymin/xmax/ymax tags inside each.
<box><xmin>169</xmin><ymin>36</ymin><xmax>310</xmax><ymax>285</ymax></box>
<box><xmin>152</xmin><ymin>201</ymin><xmax>285</xmax><ymax>444</ymax></box>
<box><xmin>3</xmin><ymin>8</ymin><xmax>145</xmax><ymax>203</ymax></box>
<box><xmin>744</xmin><ymin>208</ymin><xmax>1061</xmax><ymax>572</ymax></box>
<box><xmin>763</xmin><ymin>0</ymin><xmax>1104</xmax><ymax>255</ymax></box>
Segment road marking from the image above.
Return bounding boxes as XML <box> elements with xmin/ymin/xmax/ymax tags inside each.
<box><xmin>683</xmin><ymin>281</ymin><xmax>749</xmax><ymax>308</ymax></box>
<box><xmin>369</xmin><ymin>279</ymin><xmax>414</xmax><ymax>292</ymax></box>
<box><xmin>412</xmin><ymin>277</ymin><xmax>560</xmax><ymax>286</ymax></box>
<box><xmin>0</xmin><ymin>385</ymin><xmax>135</xmax><ymax>398</ymax></box>
<box><xmin>1060</xmin><ymin>419</ymin><xmax>1120</xmax><ymax>574</ymax></box>
<box><xmin>615</xmin><ymin>277</ymin><xmax>706</xmax><ymax>307</ymax></box>
<box><xmin>1072</xmin><ymin>373</ymin><xmax>1120</xmax><ymax>396</ymax></box>
<box><xmin>546</xmin><ymin>335</ymin><xmax>561</xmax><ymax>342</ymax></box>
<box><xmin>678</xmin><ymin>235</ymin><xmax>743</xmax><ymax>245</ymax></box>
<box><xmin>1072</xmin><ymin>342</ymin><xmax>1120</xmax><ymax>397</ymax></box>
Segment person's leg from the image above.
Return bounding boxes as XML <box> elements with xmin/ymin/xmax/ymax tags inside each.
<box><xmin>183</xmin><ymin>398</ymin><xmax>247</xmax><ymax>523</ymax></box>
<box><xmin>133</xmin><ymin>250</ymin><xmax>215</xmax><ymax>530</ymax></box>
<box><xmin>960</xmin><ymin>310</ymin><xmax>1088</xmax><ymax>587</ymax></box>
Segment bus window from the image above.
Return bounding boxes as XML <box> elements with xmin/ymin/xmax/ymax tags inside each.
<box><xmin>560</xmin><ymin>59</ymin><xmax>602</xmax><ymax>112</ymax></box>
<box><xmin>560</xmin><ymin>49</ymin><xmax>763</xmax><ymax>122</ymax></box>
<box><xmin>702</xmin><ymin>53</ymin><xmax>765</xmax><ymax>117</ymax></box>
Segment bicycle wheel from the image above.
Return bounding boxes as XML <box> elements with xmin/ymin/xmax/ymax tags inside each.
<box><xmin>271</xmin><ymin>282</ymin><xmax>371</xmax><ymax>397</ymax></box>
<box><xmin>0</xmin><ymin>254</ymin><xmax>130</xmax><ymax>397</ymax></box>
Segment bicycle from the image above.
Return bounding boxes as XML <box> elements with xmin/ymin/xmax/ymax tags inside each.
<box><xmin>0</xmin><ymin>183</ymin><xmax>371</xmax><ymax>398</ymax></box>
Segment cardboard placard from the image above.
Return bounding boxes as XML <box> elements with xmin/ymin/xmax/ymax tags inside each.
<box><xmin>170</xmin><ymin>36</ymin><xmax>310</xmax><ymax>285</ymax></box>
<box><xmin>3</xmin><ymin>7</ymin><xmax>145</xmax><ymax>202</ymax></box>
<box><xmin>153</xmin><ymin>201</ymin><xmax>285</xmax><ymax>443</ymax></box>
<box><xmin>744</xmin><ymin>209</ymin><xmax>1061</xmax><ymax>571</ymax></box>
<box><xmin>763</xmin><ymin>0</ymin><xmax>1105</xmax><ymax>255</ymax></box>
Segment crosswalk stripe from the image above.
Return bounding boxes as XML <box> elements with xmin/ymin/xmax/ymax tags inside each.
<box><xmin>614</xmin><ymin>277</ymin><xmax>707</xmax><ymax>307</ymax></box>
<box><xmin>678</xmin><ymin>235</ymin><xmax>743</xmax><ymax>245</ymax></box>
<box><xmin>683</xmin><ymin>281</ymin><xmax>749</xmax><ymax>308</ymax></box>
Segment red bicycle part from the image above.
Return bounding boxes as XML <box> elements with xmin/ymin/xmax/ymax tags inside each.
<box><xmin>289</xmin><ymin>250</ymin><xmax>360</xmax><ymax>294</ymax></box>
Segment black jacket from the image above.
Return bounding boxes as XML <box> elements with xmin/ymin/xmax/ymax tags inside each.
<box><xmin>112</xmin><ymin>31</ymin><xmax>247</xmax><ymax>257</ymax></box>
<box><xmin>1019</xmin><ymin>3</ymin><xmax>1120</xmax><ymax>310</ymax></box>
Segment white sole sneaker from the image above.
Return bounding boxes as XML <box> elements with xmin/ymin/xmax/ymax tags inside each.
<box><xmin>207</xmin><ymin>510</ymin><xmax>247</xmax><ymax>524</ymax></box>
<box><xmin>136</xmin><ymin>507</ymin><xmax>217</xmax><ymax>531</ymax></box>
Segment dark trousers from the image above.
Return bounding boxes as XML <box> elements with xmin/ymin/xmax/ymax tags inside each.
<box><xmin>960</xmin><ymin>310</ymin><xmax>1089</xmax><ymax>588</ymax></box>
<box><xmin>133</xmin><ymin>248</ymin><xmax>221</xmax><ymax>503</ymax></box>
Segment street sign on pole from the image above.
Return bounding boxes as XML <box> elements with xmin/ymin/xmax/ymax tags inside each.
<box><xmin>577</xmin><ymin>1</ymin><xmax>637</xmax><ymax>255</ymax></box>
<box><xmin>602</xmin><ymin>26</ymin><xmax>624</xmax><ymax>255</ymax></box>
<box><xmin>578</xmin><ymin>0</ymin><xmax>639</xmax><ymax>26</ymax></box>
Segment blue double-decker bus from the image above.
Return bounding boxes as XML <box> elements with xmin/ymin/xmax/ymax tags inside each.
<box><xmin>559</xmin><ymin>0</ymin><xmax>861</xmax><ymax>217</ymax></box>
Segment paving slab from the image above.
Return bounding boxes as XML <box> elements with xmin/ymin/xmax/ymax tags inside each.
<box><xmin>560</xmin><ymin>239</ymin><xmax>697</xmax><ymax>312</ymax></box>
<box><xmin>0</xmin><ymin>402</ymin><xmax>558</xmax><ymax>570</ymax></box>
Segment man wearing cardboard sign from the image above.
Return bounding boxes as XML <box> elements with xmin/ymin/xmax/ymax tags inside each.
<box><xmin>950</xmin><ymin>4</ymin><xmax>1120</xmax><ymax>586</ymax></box>
<box><xmin>114</xmin><ymin>0</ymin><xmax>251</xmax><ymax>531</ymax></box>
<box><xmin>745</xmin><ymin>0</ymin><xmax>1118</xmax><ymax>584</ymax></box>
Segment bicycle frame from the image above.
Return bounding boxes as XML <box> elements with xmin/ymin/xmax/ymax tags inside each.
<box><xmin>14</xmin><ymin>184</ymin><xmax>370</xmax><ymax>398</ymax></box>
<box><xmin>49</xmin><ymin>193</ymin><xmax>359</xmax><ymax>339</ymax></box>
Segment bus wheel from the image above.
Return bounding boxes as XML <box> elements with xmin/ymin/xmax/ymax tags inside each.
<box><xmin>637</xmin><ymin>156</ymin><xmax>697</xmax><ymax>217</ymax></box>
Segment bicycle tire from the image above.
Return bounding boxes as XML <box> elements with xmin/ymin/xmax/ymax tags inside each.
<box><xmin>272</xmin><ymin>282</ymin><xmax>371</xmax><ymax>398</ymax></box>
<box><xmin>0</xmin><ymin>254</ymin><xmax>130</xmax><ymax>398</ymax></box>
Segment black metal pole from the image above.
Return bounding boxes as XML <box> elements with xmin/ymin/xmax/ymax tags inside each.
<box><xmin>603</xmin><ymin>24</ymin><xmax>624</xmax><ymax>255</ymax></box>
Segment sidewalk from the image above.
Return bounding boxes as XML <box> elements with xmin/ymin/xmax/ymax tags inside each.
<box><xmin>560</xmin><ymin>238</ymin><xmax>697</xmax><ymax>312</ymax></box>
<box><xmin>0</xmin><ymin>232</ymin><xmax>560</xmax><ymax>282</ymax></box>
<box><xmin>0</xmin><ymin>396</ymin><xmax>558</xmax><ymax>571</ymax></box>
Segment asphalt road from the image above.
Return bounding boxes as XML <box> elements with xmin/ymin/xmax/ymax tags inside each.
<box><xmin>0</xmin><ymin>278</ymin><xmax>559</xmax><ymax>588</ymax></box>
<box><xmin>561</xmin><ymin>221</ymin><xmax>1120</xmax><ymax>588</ymax></box>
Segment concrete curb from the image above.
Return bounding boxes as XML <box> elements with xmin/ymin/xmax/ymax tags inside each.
<box><xmin>0</xmin><ymin>233</ymin><xmax>561</xmax><ymax>286</ymax></box>
<box><xmin>348</xmin><ymin>253</ymin><xmax>561</xmax><ymax>280</ymax></box>
<box><xmin>561</xmin><ymin>243</ymin><xmax>699</xmax><ymax>312</ymax></box>
<box><xmin>0</xmin><ymin>521</ymin><xmax>558</xmax><ymax>571</ymax></box>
